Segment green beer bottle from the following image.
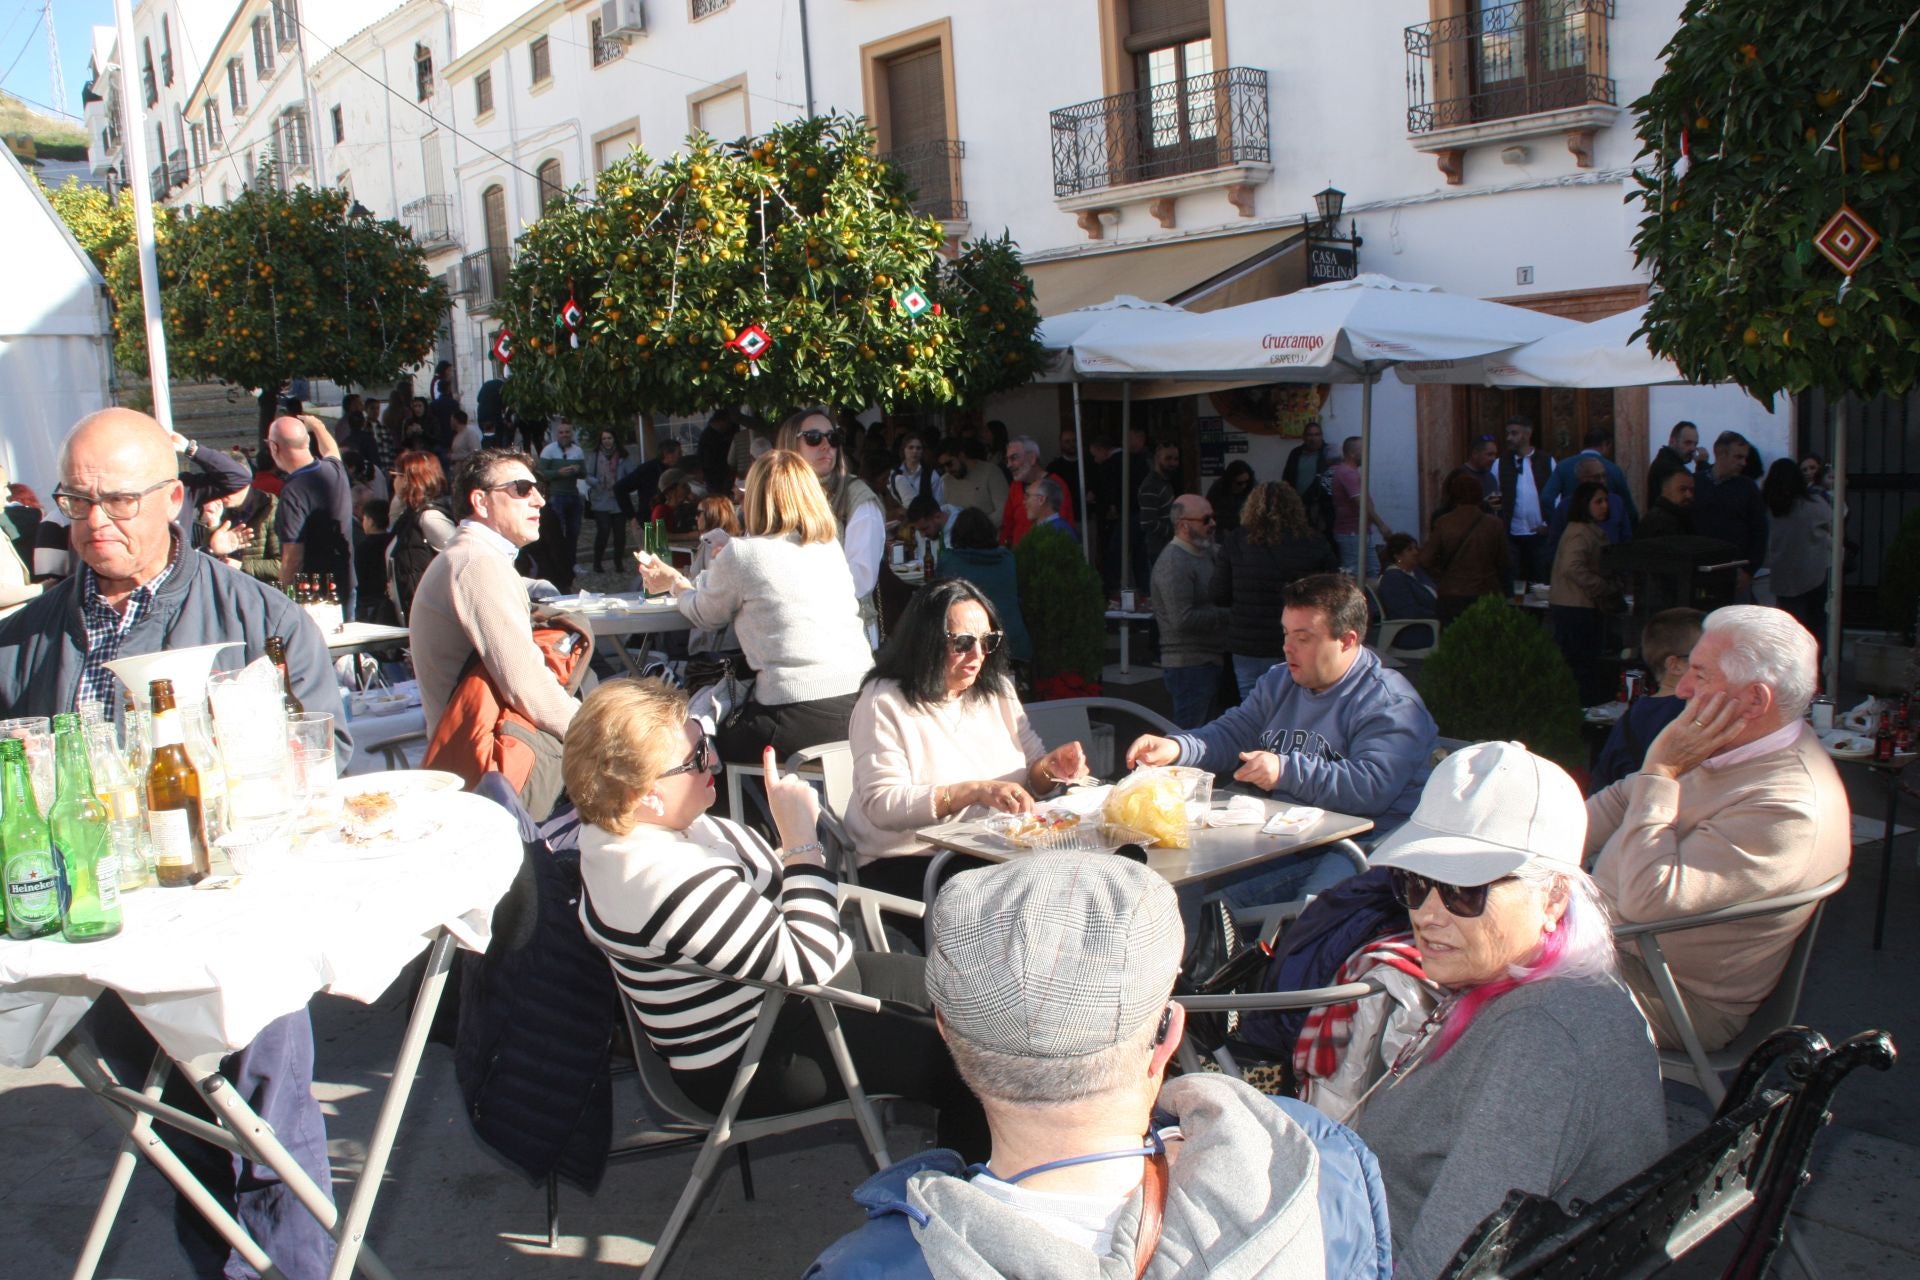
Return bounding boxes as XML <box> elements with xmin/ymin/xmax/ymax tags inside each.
<box><xmin>51</xmin><ymin>714</ymin><xmax>121</xmax><ymax>943</ymax></box>
<box><xmin>1</xmin><ymin>737</ymin><xmax>60</xmax><ymax>940</ymax></box>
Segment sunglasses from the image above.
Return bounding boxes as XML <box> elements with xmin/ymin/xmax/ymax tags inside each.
<box><xmin>659</xmin><ymin>728</ymin><xmax>720</xmax><ymax>779</ymax></box>
<box><xmin>798</xmin><ymin>428</ymin><xmax>842</xmax><ymax>449</ymax></box>
<box><xmin>53</xmin><ymin>479</ymin><xmax>174</xmax><ymax>521</ymax></box>
<box><xmin>1389</xmin><ymin>869</ymin><xmax>1515</xmax><ymax>919</ymax></box>
<box><xmin>946</xmin><ymin>630</ymin><xmax>1003</xmax><ymax>656</ymax></box>
<box><xmin>488</xmin><ymin>478</ymin><xmax>546</xmax><ymax>500</ymax></box>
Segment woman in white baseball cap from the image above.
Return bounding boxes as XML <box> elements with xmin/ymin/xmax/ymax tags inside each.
<box><xmin>1348</xmin><ymin>740</ymin><xmax>1667</xmax><ymax>1280</ymax></box>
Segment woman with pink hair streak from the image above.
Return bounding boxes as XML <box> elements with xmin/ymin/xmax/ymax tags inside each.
<box><xmin>1350</xmin><ymin>741</ymin><xmax>1666</xmax><ymax>1280</ymax></box>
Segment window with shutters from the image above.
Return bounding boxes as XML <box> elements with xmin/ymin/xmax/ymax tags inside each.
<box><xmin>536</xmin><ymin>158</ymin><xmax>564</xmax><ymax>209</ymax></box>
<box><xmin>273</xmin><ymin>0</ymin><xmax>299</xmax><ymax>50</ymax></box>
<box><xmin>415</xmin><ymin>43</ymin><xmax>434</xmax><ymax>101</ymax></box>
<box><xmin>228</xmin><ymin>58</ymin><xmax>248</xmax><ymax>114</ymax></box>
<box><xmin>253</xmin><ymin>17</ymin><xmax>276</xmax><ymax>80</ymax></box>
<box><xmin>282</xmin><ymin>107</ymin><xmax>311</xmax><ymax>170</ymax></box>
<box><xmin>481</xmin><ymin>183</ymin><xmax>509</xmax><ymax>299</ymax></box>
<box><xmin>190</xmin><ymin>122</ymin><xmax>206</xmax><ymax>169</ymax></box>
<box><xmin>690</xmin><ymin>79</ymin><xmax>749</xmax><ymax>141</ymax></box>
<box><xmin>475</xmin><ymin>70</ymin><xmax>494</xmax><ymax>117</ymax></box>
<box><xmin>1126</xmin><ymin>0</ymin><xmax>1216</xmax><ymax>167</ymax></box>
<box><xmin>141</xmin><ymin>40</ymin><xmax>157</xmax><ymax>107</ymax></box>
<box><xmin>595</xmin><ymin>127</ymin><xmax>637</xmax><ymax>176</ymax></box>
<box><xmin>160</xmin><ymin>17</ymin><xmax>174</xmax><ymax>86</ymax></box>
<box><xmin>529</xmin><ymin>36</ymin><xmax>551</xmax><ymax>86</ymax></box>
<box><xmin>205</xmin><ymin>101</ymin><xmax>223</xmax><ymax>147</ymax></box>
<box><xmin>869</xmin><ymin>34</ymin><xmax>965</xmax><ymax>222</ymax></box>
<box><xmin>330</xmin><ymin>104</ymin><xmax>344</xmax><ymax>145</ymax></box>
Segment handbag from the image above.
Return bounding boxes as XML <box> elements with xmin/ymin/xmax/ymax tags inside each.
<box><xmin>685</xmin><ymin>651</ymin><xmax>755</xmax><ymax>729</ymax></box>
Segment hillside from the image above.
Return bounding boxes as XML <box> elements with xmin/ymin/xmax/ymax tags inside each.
<box><xmin>0</xmin><ymin>92</ymin><xmax>88</xmax><ymax>161</ymax></box>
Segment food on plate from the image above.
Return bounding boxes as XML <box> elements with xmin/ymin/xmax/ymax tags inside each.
<box><xmin>341</xmin><ymin>789</ymin><xmax>401</xmax><ymax>839</ymax></box>
<box><xmin>1010</xmin><ymin>811</ymin><xmax>1079</xmax><ymax>839</ymax></box>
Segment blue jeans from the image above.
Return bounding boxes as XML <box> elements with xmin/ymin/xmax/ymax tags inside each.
<box><xmin>1334</xmin><ymin>533</ymin><xmax>1379</xmax><ymax>580</ymax></box>
<box><xmin>1232</xmin><ymin>654</ymin><xmax>1278</xmax><ymax>699</ymax></box>
<box><xmin>1162</xmin><ymin>661</ymin><xmax>1220</xmax><ymax>729</ymax></box>
<box><xmin>1177</xmin><ymin>848</ymin><xmax>1358</xmax><ymax>950</ymax></box>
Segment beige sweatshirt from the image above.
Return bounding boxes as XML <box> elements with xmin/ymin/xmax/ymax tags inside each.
<box><xmin>845</xmin><ymin>678</ymin><xmax>1043</xmax><ymax>863</ymax></box>
<box><xmin>1585</xmin><ymin>724</ymin><xmax>1850</xmax><ymax>1015</ymax></box>
<box><xmin>409</xmin><ymin>524</ymin><xmax>579</xmax><ymax>738</ymax></box>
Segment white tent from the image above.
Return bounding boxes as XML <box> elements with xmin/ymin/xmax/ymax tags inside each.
<box><xmin>1396</xmin><ymin>303</ymin><xmax>1685</xmax><ymax>389</ymax></box>
<box><xmin>1070</xmin><ymin>274</ymin><xmax>1575</xmax><ymax>575</ymax></box>
<box><xmin>0</xmin><ymin>149</ymin><xmax>114</xmax><ymax>499</ymax></box>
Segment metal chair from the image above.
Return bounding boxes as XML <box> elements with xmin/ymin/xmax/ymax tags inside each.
<box><xmin>1611</xmin><ymin>875</ymin><xmax>1846</xmax><ymax>1108</ymax></box>
<box><xmin>1174</xmin><ymin>975</ymin><xmax>1390</xmax><ymax>1078</ymax></box>
<box><xmin>570</xmin><ymin>884</ymin><xmax>923</xmax><ymax>1279</ymax></box>
<box><xmin>1436</xmin><ymin>1027</ymin><xmax>1896</xmax><ymax>1280</ymax></box>
<box><xmin>1024</xmin><ymin>696</ymin><xmax>1178</xmax><ymax>776</ymax></box>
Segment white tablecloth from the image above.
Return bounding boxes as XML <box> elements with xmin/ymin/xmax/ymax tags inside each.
<box><xmin>0</xmin><ymin>790</ymin><xmax>520</xmax><ymax>1069</ymax></box>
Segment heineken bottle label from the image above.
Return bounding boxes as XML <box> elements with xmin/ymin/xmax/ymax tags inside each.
<box><xmin>148</xmin><ymin>808</ymin><xmax>195</xmax><ymax>868</ymax></box>
<box><xmin>5</xmin><ymin>851</ymin><xmax>59</xmax><ymax>925</ymax></box>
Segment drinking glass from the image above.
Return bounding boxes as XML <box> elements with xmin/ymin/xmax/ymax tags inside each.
<box><xmin>0</xmin><ymin>717</ymin><xmax>54</xmax><ymax>813</ymax></box>
<box><xmin>287</xmin><ymin>713</ymin><xmax>338</xmax><ymax>832</ymax></box>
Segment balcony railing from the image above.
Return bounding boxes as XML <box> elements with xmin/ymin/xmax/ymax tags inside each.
<box><xmin>150</xmin><ymin>163</ymin><xmax>170</xmax><ymax>201</ymax></box>
<box><xmin>1050</xmin><ymin>67</ymin><xmax>1269</xmax><ymax>199</ymax></box>
<box><xmin>1405</xmin><ymin>0</ymin><xmax>1614</xmax><ymax>135</ymax></box>
<box><xmin>402</xmin><ymin>195</ymin><xmax>458</xmax><ymax>248</ymax></box>
<box><xmin>880</xmin><ymin>138</ymin><xmax>966</xmax><ymax>221</ymax></box>
<box><xmin>462</xmin><ymin>246</ymin><xmax>510</xmax><ymax>309</ymax></box>
<box><xmin>167</xmin><ymin>149</ymin><xmax>189</xmax><ymax>187</ymax></box>
<box><xmin>592</xmin><ymin>36</ymin><xmax>625</xmax><ymax>67</ymax></box>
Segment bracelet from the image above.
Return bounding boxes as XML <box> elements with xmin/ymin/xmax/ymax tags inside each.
<box><xmin>1037</xmin><ymin>762</ymin><xmax>1055</xmax><ymax>787</ymax></box>
<box><xmin>937</xmin><ymin>784</ymin><xmax>952</xmax><ymax>817</ymax></box>
<box><xmin>784</xmin><ymin>841</ymin><xmax>824</xmax><ymax>861</ymax></box>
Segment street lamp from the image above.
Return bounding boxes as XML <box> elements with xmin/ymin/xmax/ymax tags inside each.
<box><xmin>1312</xmin><ymin>185</ymin><xmax>1345</xmax><ymax>237</ymax></box>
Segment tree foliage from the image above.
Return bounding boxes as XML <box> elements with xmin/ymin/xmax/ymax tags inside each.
<box><xmin>101</xmin><ymin>177</ymin><xmax>447</xmax><ymax>420</ymax></box>
<box><xmin>1014</xmin><ymin>524</ymin><xmax>1106</xmax><ymax>685</ymax></box>
<box><xmin>1631</xmin><ymin>1</ymin><xmax>1920</xmax><ymax>398</ymax></box>
<box><xmin>496</xmin><ymin>113</ymin><xmax>1046</xmax><ymax>423</ymax></box>
<box><xmin>40</xmin><ymin>176</ymin><xmax>136</xmax><ymax>276</ymax></box>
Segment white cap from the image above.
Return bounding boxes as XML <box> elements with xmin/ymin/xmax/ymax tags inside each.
<box><xmin>1368</xmin><ymin>741</ymin><xmax>1585</xmax><ymax>886</ymax></box>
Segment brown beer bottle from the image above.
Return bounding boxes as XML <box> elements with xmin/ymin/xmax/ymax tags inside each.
<box><xmin>265</xmin><ymin>635</ymin><xmax>304</xmax><ymax>715</ymax></box>
<box><xmin>145</xmin><ymin>679</ymin><xmax>210</xmax><ymax>887</ymax></box>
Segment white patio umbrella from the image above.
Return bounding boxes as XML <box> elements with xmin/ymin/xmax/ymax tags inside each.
<box><xmin>1396</xmin><ymin>303</ymin><xmax>1686</xmax><ymax>389</ymax></box>
<box><xmin>1071</xmin><ymin>274</ymin><xmax>1575</xmax><ymax>576</ymax></box>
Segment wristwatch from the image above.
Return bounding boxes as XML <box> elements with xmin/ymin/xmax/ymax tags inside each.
<box><xmin>784</xmin><ymin>841</ymin><xmax>825</xmax><ymax>861</ymax></box>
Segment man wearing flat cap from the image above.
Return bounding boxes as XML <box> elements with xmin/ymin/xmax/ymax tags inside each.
<box><xmin>806</xmin><ymin>855</ymin><xmax>1391</xmax><ymax>1279</ymax></box>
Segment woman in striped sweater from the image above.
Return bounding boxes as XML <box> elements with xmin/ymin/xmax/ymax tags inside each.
<box><xmin>568</xmin><ymin>677</ymin><xmax>985</xmax><ymax>1156</ymax></box>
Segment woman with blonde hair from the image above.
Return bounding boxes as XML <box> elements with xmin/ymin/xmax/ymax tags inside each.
<box><xmin>778</xmin><ymin>407</ymin><xmax>884</xmax><ymax>643</ymax></box>
<box><xmin>639</xmin><ymin>450</ymin><xmax>871</xmax><ymax>760</ymax></box>
<box><xmin>1214</xmin><ymin>480</ymin><xmax>1338</xmax><ymax>696</ymax></box>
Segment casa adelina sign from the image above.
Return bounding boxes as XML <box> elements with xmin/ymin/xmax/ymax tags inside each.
<box><xmin>1307</xmin><ymin>242</ymin><xmax>1358</xmax><ymax>284</ymax></box>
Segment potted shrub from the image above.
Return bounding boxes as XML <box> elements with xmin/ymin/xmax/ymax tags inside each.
<box><xmin>1013</xmin><ymin>524</ymin><xmax>1105</xmax><ymax>699</ymax></box>
<box><xmin>1417</xmin><ymin>596</ymin><xmax>1586</xmax><ymax>775</ymax></box>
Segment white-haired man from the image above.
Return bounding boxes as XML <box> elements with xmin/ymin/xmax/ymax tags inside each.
<box><xmin>1585</xmin><ymin>605</ymin><xmax>1850</xmax><ymax>1050</ymax></box>
<box><xmin>806</xmin><ymin>854</ymin><xmax>1390</xmax><ymax>1279</ymax></box>
<box><xmin>1000</xmin><ymin>435</ymin><xmax>1074</xmax><ymax>546</ymax></box>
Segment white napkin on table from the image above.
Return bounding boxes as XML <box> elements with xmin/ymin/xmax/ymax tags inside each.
<box><xmin>1261</xmin><ymin>805</ymin><xmax>1324</xmax><ymax>835</ymax></box>
<box><xmin>1203</xmin><ymin>795</ymin><xmax>1268</xmax><ymax>827</ymax></box>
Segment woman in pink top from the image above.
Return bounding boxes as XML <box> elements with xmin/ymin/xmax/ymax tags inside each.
<box><xmin>846</xmin><ymin>580</ymin><xmax>1088</xmax><ymax>908</ymax></box>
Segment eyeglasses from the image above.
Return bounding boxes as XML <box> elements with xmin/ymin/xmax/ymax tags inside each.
<box><xmin>946</xmin><ymin>630</ymin><xmax>1003</xmax><ymax>656</ymax></box>
<box><xmin>1389</xmin><ymin>869</ymin><xmax>1515</xmax><ymax>919</ymax></box>
<box><xmin>1179</xmin><ymin>514</ymin><xmax>1216</xmax><ymax>526</ymax></box>
<box><xmin>53</xmin><ymin>479</ymin><xmax>174</xmax><ymax>521</ymax></box>
<box><xmin>487</xmin><ymin>478</ymin><xmax>546</xmax><ymax>500</ymax></box>
<box><xmin>658</xmin><ymin>728</ymin><xmax>719</xmax><ymax>779</ymax></box>
<box><xmin>798</xmin><ymin>428</ymin><xmax>842</xmax><ymax>449</ymax></box>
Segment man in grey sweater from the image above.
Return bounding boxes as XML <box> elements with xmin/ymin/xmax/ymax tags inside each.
<box><xmin>1151</xmin><ymin>494</ymin><xmax>1229</xmax><ymax>728</ymax></box>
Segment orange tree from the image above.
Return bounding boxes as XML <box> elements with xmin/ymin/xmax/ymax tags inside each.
<box><xmin>495</xmin><ymin>113</ymin><xmax>1046</xmax><ymax>424</ymax></box>
<box><xmin>41</xmin><ymin>176</ymin><xmax>135</xmax><ymax>275</ymax></box>
<box><xmin>105</xmin><ymin>175</ymin><xmax>448</xmax><ymax>434</ymax></box>
<box><xmin>1631</xmin><ymin>1</ymin><xmax>1919</xmax><ymax>397</ymax></box>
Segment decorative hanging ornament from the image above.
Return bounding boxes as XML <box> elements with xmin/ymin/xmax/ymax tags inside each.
<box><xmin>894</xmin><ymin>286</ymin><xmax>933</xmax><ymax>319</ymax></box>
<box><xmin>726</xmin><ymin>323</ymin><xmax>773</xmax><ymax>376</ymax></box>
<box><xmin>559</xmin><ymin>294</ymin><xmax>585</xmax><ymax>349</ymax></box>
<box><xmin>491</xmin><ymin>329</ymin><xmax>513</xmax><ymax>365</ymax></box>
<box><xmin>1813</xmin><ymin>204</ymin><xmax>1881</xmax><ymax>283</ymax></box>
<box><xmin>1673</xmin><ymin>128</ymin><xmax>1691</xmax><ymax>181</ymax></box>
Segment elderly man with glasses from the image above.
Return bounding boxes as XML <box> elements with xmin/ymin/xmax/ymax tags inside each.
<box><xmin>1151</xmin><ymin>493</ymin><xmax>1230</xmax><ymax>729</ymax></box>
<box><xmin>0</xmin><ymin>407</ymin><xmax>348</xmax><ymax>1280</ymax></box>
<box><xmin>407</xmin><ymin>447</ymin><xmax>580</xmax><ymax>761</ymax></box>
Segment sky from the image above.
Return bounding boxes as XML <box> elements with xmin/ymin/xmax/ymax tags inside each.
<box><xmin>1</xmin><ymin>0</ymin><xmax>114</xmax><ymax>121</ymax></box>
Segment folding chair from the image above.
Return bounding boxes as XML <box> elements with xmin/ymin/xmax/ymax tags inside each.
<box><xmin>1024</xmin><ymin>696</ymin><xmax>1178</xmax><ymax>778</ymax></box>
<box><xmin>1611</xmin><ymin>875</ymin><xmax>1846</xmax><ymax>1108</ymax></box>
<box><xmin>570</xmin><ymin>886</ymin><xmax>923</xmax><ymax>1279</ymax></box>
<box><xmin>1436</xmin><ymin>1026</ymin><xmax>1896</xmax><ymax>1280</ymax></box>
<box><xmin>1173</xmin><ymin>975</ymin><xmax>1389</xmax><ymax>1078</ymax></box>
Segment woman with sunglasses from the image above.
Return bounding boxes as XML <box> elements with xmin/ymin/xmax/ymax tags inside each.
<box><xmin>1351</xmin><ymin>741</ymin><xmax>1665</xmax><ymax>1280</ymax></box>
<box><xmin>777</xmin><ymin>408</ymin><xmax>885</xmax><ymax>645</ymax></box>
<box><xmin>569</xmin><ymin>678</ymin><xmax>987</xmax><ymax>1158</ymax></box>
<box><xmin>845</xmin><ymin>580</ymin><xmax>1087</xmax><ymax>906</ymax></box>
<box><xmin>636</xmin><ymin>450</ymin><xmax>871</xmax><ymax>762</ymax></box>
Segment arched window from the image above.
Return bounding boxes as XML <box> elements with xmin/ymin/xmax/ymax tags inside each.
<box><xmin>481</xmin><ymin>183</ymin><xmax>508</xmax><ymax>296</ymax></box>
<box><xmin>536</xmin><ymin>158</ymin><xmax>564</xmax><ymax>209</ymax></box>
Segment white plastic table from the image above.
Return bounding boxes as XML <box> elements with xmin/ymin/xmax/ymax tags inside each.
<box><xmin>0</xmin><ymin>789</ymin><xmax>521</xmax><ymax>1280</ymax></box>
<box><xmin>541</xmin><ymin>594</ymin><xmax>692</xmax><ymax>676</ymax></box>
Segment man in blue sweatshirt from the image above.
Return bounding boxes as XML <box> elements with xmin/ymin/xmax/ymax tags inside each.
<box><xmin>1128</xmin><ymin>573</ymin><xmax>1437</xmax><ymax>905</ymax></box>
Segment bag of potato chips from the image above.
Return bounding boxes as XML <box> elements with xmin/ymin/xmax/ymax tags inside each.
<box><xmin>1104</xmin><ymin>767</ymin><xmax>1192</xmax><ymax>849</ymax></box>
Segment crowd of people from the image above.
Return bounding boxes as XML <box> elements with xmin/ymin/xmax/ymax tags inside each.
<box><xmin>0</xmin><ymin>391</ymin><xmax>1858</xmax><ymax>1280</ymax></box>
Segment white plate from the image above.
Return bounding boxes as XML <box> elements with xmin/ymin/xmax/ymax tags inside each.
<box><xmin>339</xmin><ymin>770</ymin><xmax>463</xmax><ymax>797</ymax></box>
<box><xmin>352</xmin><ymin>694</ymin><xmax>413</xmax><ymax>718</ymax></box>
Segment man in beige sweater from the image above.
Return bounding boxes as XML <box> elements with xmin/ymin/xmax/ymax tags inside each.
<box><xmin>410</xmin><ymin>449</ymin><xmax>580</xmax><ymax>740</ymax></box>
<box><xmin>1585</xmin><ymin>605</ymin><xmax>1849</xmax><ymax>1050</ymax></box>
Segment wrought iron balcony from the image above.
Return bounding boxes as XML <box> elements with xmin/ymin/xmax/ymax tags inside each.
<box><xmin>167</xmin><ymin>149</ymin><xmax>189</xmax><ymax>187</ymax></box>
<box><xmin>1049</xmin><ymin>67</ymin><xmax>1269</xmax><ymax>199</ymax></box>
<box><xmin>592</xmin><ymin>36</ymin><xmax>625</xmax><ymax>67</ymax></box>
<box><xmin>402</xmin><ymin>195</ymin><xmax>458</xmax><ymax>248</ymax></box>
<box><xmin>1405</xmin><ymin>0</ymin><xmax>1614</xmax><ymax>135</ymax></box>
<box><xmin>150</xmin><ymin>163</ymin><xmax>170</xmax><ymax>201</ymax></box>
<box><xmin>462</xmin><ymin>246</ymin><xmax>510</xmax><ymax>310</ymax></box>
<box><xmin>880</xmin><ymin>138</ymin><xmax>967</xmax><ymax>222</ymax></box>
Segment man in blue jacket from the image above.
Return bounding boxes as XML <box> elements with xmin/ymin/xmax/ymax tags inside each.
<box><xmin>805</xmin><ymin>854</ymin><xmax>1392</xmax><ymax>1279</ymax></box>
<box><xmin>1540</xmin><ymin>426</ymin><xmax>1639</xmax><ymax>532</ymax></box>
